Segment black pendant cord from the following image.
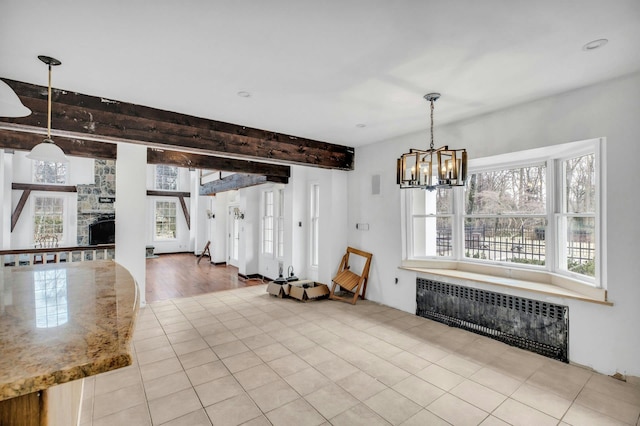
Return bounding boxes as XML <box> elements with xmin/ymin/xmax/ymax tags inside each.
<box><xmin>47</xmin><ymin>63</ymin><xmax>52</xmax><ymax>139</ymax></box>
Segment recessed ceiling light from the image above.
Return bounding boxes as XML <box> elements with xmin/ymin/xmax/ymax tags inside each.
<box><xmin>582</xmin><ymin>39</ymin><xmax>608</xmax><ymax>51</ymax></box>
<box><xmin>356</xmin><ymin>123</ymin><xmax>366</xmax><ymax>128</ymax></box>
<box><xmin>237</xmin><ymin>91</ymin><xmax>251</xmax><ymax>98</ymax></box>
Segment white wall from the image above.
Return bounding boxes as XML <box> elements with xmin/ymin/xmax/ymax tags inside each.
<box><xmin>237</xmin><ymin>186</ymin><xmax>260</xmax><ymax>276</ymax></box>
<box><xmin>12</xmin><ymin>151</ymin><xmax>95</xmax><ymax>185</ymax></box>
<box><xmin>257</xmin><ymin>166</ymin><xmax>348</xmax><ymax>284</ymax></box>
<box><xmin>348</xmin><ymin>71</ymin><xmax>640</xmax><ymax>377</ymax></box>
<box><xmin>211</xmin><ymin>192</ymin><xmax>228</xmax><ymax>264</ymax></box>
<box><xmin>115</xmin><ymin>143</ymin><xmax>147</xmax><ymax>304</ymax></box>
<box><xmin>0</xmin><ymin>151</ymin><xmax>12</xmax><ymax>249</ymax></box>
<box><xmin>9</xmin><ymin>152</ymin><xmax>94</xmax><ymax>249</ymax></box>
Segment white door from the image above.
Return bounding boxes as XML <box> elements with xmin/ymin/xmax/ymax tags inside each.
<box><xmin>227</xmin><ymin>206</ymin><xmax>240</xmax><ymax>267</ymax></box>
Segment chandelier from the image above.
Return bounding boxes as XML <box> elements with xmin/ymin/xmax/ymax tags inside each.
<box><xmin>397</xmin><ymin>93</ymin><xmax>467</xmax><ymax>190</ymax></box>
<box><xmin>26</xmin><ymin>55</ymin><xmax>68</xmax><ymax>163</ymax></box>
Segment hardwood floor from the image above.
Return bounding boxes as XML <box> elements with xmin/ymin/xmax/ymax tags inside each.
<box><xmin>145</xmin><ymin>253</ymin><xmax>264</xmax><ymax>302</ymax></box>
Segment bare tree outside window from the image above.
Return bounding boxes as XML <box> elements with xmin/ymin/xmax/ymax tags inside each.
<box><xmin>464</xmin><ymin>164</ymin><xmax>546</xmax><ymax>265</ymax></box>
<box><xmin>155</xmin><ymin>201</ymin><xmax>177</xmax><ymax>239</ymax></box>
<box><xmin>406</xmin><ymin>140</ymin><xmax>601</xmax><ymax>284</ymax></box>
<box><xmin>34</xmin><ymin>161</ymin><xmax>67</xmax><ymax>184</ymax></box>
<box><xmin>34</xmin><ymin>197</ymin><xmax>64</xmax><ymax>243</ymax></box>
<box><xmin>155</xmin><ymin>165</ymin><xmax>178</xmax><ymax>191</ymax></box>
<box><xmin>562</xmin><ymin>153</ymin><xmax>596</xmax><ymax>277</ymax></box>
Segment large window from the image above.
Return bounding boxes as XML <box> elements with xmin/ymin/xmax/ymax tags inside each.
<box><xmin>33</xmin><ymin>196</ymin><xmax>64</xmax><ymax>244</ymax></box>
<box><xmin>405</xmin><ymin>139</ymin><xmax>602</xmax><ymax>285</ymax></box>
<box><xmin>262</xmin><ymin>191</ymin><xmax>274</xmax><ymax>254</ymax></box>
<box><xmin>33</xmin><ymin>160</ymin><xmax>67</xmax><ymax>184</ymax></box>
<box><xmin>155</xmin><ymin>165</ymin><xmax>179</xmax><ymax>191</ymax></box>
<box><xmin>155</xmin><ymin>201</ymin><xmax>177</xmax><ymax>239</ymax></box>
<box><xmin>464</xmin><ymin>164</ymin><xmax>547</xmax><ymax>265</ymax></box>
<box><xmin>310</xmin><ymin>184</ymin><xmax>320</xmax><ymax>267</ymax></box>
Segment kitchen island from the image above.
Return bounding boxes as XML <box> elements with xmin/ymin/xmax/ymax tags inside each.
<box><xmin>0</xmin><ymin>260</ymin><xmax>139</xmax><ymax>426</ymax></box>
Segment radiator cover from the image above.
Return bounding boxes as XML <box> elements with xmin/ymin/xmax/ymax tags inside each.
<box><xmin>416</xmin><ymin>278</ymin><xmax>568</xmax><ymax>362</ymax></box>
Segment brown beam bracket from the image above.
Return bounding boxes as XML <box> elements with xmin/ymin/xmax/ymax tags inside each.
<box><xmin>11</xmin><ymin>189</ymin><xmax>31</xmax><ymax>232</ymax></box>
<box><xmin>10</xmin><ymin>183</ymin><xmax>78</xmax><ymax>232</ymax></box>
<box><xmin>178</xmin><ymin>196</ymin><xmax>190</xmax><ymax>230</ymax></box>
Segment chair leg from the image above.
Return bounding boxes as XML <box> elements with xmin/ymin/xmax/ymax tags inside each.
<box><xmin>329</xmin><ymin>282</ymin><xmax>338</xmax><ymax>300</ymax></box>
<box><xmin>351</xmin><ymin>280</ymin><xmax>364</xmax><ymax>304</ymax></box>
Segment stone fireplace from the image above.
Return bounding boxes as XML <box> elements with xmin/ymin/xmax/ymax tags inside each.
<box><xmin>77</xmin><ymin>160</ymin><xmax>116</xmax><ymax>245</ymax></box>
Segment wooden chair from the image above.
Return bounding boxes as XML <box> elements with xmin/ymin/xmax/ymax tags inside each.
<box><xmin>329</xmin><ymin>247</ymin><xmax>373</xmax><ymax>305</ymax></box>
<box><xmin>197</xmin><ymin>241</ymin><xmax>211</xmax><ymax>264</ymax></box>
<box><xmin>34</xmin><ymin>235</ymin><xmax>59</xmax><ymax>264</ymax></box>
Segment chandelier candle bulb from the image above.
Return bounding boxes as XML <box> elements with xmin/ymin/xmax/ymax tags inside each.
<box><xmin>397</xmin><ymin>93</ymin><xmax>467</xmax><ymax>190</ymax></box>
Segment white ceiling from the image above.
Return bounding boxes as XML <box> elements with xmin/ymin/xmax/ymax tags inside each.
<box><xmin>1</xmin><ymin>1</ymin><xmax>639</xmax><ymax>148</ymax></box>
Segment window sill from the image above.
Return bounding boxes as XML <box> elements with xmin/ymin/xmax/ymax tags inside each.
<box><xmin>400</xmin><ymin>260</ymin><xmax>610</xmax><ymax>306</ymax></box>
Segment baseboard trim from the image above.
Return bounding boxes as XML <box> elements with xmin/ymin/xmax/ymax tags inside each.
<box><xmin>238</xmin><ymin>273</ymin><xmax>272</xmax><ymax>282</ymax></box>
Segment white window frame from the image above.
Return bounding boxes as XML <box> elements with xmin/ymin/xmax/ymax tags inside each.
<box><xmin>463</xmin><ymin>160</ymin><xmax>548</xmax><ymax>267</ymax></box>
<box><xmin>154</xmin><ymin>200</ymin><xmax>178</xmax><ymax>241</ymax></box>
<box><xmin>155</xmin><ymin>165</ymin><xmax>179</xmax><ymax>191</ymax></box>
<box><xmin>404</xmin><ymin>138</ymin><xmax>605</xmax><ymax>288</ymax></box>
<box><xmin>33</xmin><ymin>160</ymin><xmax>68</xmax><ymax>184</ymax></box>
<box><xmin>310</xmin><ymin>183</ymin><xmax>320</xmax><ymax>268</ymax></box>
<box><xmin>276</xmin><ymin>188</ymin><xmax>285</xmax><ymax>259</ymax></box>
<box><xmin>32</xmin><ymin>195</ymin><xmax>66</xmax><ymax>246</ymax></box>
<box><xmin>262</xmin><ymin>190</ymin><xmax>274</xmax><ymax>255</ymax></box>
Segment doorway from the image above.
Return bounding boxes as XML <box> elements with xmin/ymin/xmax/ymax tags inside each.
<box><xmin>227</xmin><ymin>205</ymin><xmax>240</xmax><ymax>267</ymax></box>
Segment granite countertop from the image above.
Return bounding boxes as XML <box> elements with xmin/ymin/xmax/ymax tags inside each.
<box><xmin>0</xmin><ymin>260</ymin><xmax>139</xmax><ymax>401</ymax></box>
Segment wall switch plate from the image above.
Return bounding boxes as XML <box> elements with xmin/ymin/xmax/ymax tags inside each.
<box><xmin>356</xmin><ymin>223</ymin><xmax>370</xmax><ymax>231</ymax></box>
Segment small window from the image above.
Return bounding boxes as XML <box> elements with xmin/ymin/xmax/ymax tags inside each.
<box><xmin>155</xmin><ymin>201</ymin><xmax>177</xmax><ymax>239</ymax></box>
<box><xmin>33</xmin><ymin>196</ymin><xmax>64</xmax><ymax>244</ymax></box>
<box><xmin>310</xmin><ymin>184</ymin><xmax>320</xmax><ymax>267</ymax></box>
<box><xmin>155</xmin><ymin>165</ymin><xmax>179</xmax><ymax>191</ymax></box>
<box><xmin>262</xmin><ymin>191</ymin><xmax>274</xmax><ymax>254</ymax></box>
<box><xmin>277</xmin><ymin>189</ymin><xmax>285</xmax><ymax>258</ymax></box>
<box><xmin>558</xmin><ymin>153</ymin><xmax>596</xmax><ymax>277</ymax></box>
<box><xmin>33</xmin><ymin>160</ymin><xmax>67</xmax><ymax>184</ymax></box>
<box><xmin>409</xmin><ymin>187</ymin><xmax>453</xmax><ymax>257</ymax></box>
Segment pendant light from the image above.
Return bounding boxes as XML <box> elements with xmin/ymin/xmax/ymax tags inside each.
<box><xmin>397</xmin><ymin>93</ymin><xmax>467</xmax><ymax>190</ymax></box>
<box><xmin>0</xmin><ymin>80</ymin><xmax>31</xmax><ymax>117</ymax></box>
<box><xmin>26</xmin><ymin>55</ymin><xmax>69</xmax><ymax>163</ymax></box>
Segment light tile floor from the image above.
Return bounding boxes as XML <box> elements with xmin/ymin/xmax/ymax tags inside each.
<box><xmin>80</xmin><ymin>285</ymin><xmax>640</xmax><ymax>425</ymax></box>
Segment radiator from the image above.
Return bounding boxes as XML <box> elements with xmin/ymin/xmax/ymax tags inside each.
<box><xmin>416</xmin><ymin>278</ymin><xmax>568</xmax><ymax>362</ymax></box>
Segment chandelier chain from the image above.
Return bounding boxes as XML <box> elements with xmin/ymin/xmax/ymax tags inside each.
<box><xmin>430</xmin><ymin>98</ymin><xmax>434</xmax><ymax>150</ymax></box>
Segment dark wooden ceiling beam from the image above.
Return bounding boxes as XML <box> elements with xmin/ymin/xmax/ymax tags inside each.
<box><xmin>147</xmin><ymin>149</ymin><xmax>290</xmax><ymax>178</ymax></box>
<box><xmin>0</xmin><ymin>129</ymin><xmax>117</xmax><ymax>160</ymax></box>
<box><xmin>1</xmin><ymin>79</ymin><xmax>354</xmax><ymax>170</ymax></box>
<box><xmin>146</xmin><ymin>190</ymin><xmax>191</xmax><ymax>198</ymax></box>
<box><xmin>199</xmin><ymin>174</ymin><xmax>283</xmax><ymax>195</ymax></box>
<box><xmin>12</xmin><ymin>183</ymin><xmax>77</xmax><ymax>192</ymax></box>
